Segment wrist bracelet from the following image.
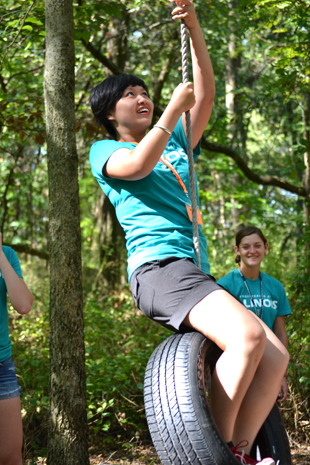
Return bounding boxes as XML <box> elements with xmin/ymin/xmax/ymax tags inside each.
<box><xmin>153</xmin><ymin>124</ymin><xmax>172</xmax><ymax>136</ymax></box>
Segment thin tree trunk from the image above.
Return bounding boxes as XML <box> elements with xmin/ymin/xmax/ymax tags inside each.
<box><xmin>0</xmin><ymin>148</ymin><xmax>21</xmax><ymax>233</ymax></box>
<box><xmin>97</xmin><ymin>10</ymin><xmax>130</xmax><ymax>289</ymax></box>
<box><xmin>44</xmin><ymin>0</ymin><xmax>89</xmax><ymax>463</ymax></box>
<box><xmin>303</xmin><ymin>88</ymin><xmax>310</xmax><ymax>226</ymax></box>
<box><xmin>226</xmin><ymin>3</ymin><xmax>242</xmax><ymax>231</ymax></box>
<box><xmin>303</xmin><ymin>85</ymin><xmax>310</xmax><ymax>272</ymax></box>
<box><xmin>106</xmin><ymin>8</ymin><xmax>129</xmax><ymax>72</ymax></box>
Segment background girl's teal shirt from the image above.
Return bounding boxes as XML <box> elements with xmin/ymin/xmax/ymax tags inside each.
<box><xmin>217</xmin><ymin>269</ymin><xmax>292</xmax><ymax>330</ymax></box>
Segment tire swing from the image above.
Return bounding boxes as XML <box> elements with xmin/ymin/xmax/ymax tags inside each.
<box><xmin>144</xmin><ymin>332</ymin><xmax>292</xmax><ymax>465</ymax></box>
<box><xmin>143</xmin><ymin>19</ymin><xmax>292</xmax><ymax>465</ymax></box>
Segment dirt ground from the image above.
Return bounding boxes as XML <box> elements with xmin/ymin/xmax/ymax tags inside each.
<box><xmin>87</xmin><ymin>444</ymin><xmax>310</xmax><ymax>465</ymax></box>
<box><xmin>25</xmin><ymin>443</ymin><xmax>310</xmax><ymax>464</ymax></box>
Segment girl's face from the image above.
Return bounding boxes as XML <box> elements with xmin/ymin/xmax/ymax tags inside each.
<box><xmin>234</xmin><ymin>233</ymin><xmax>268</xmax><ymax>269</ymax></box>
<box><xmin>108</xmin><ymin>85</ymin><xmax>154</xmax><ymax>137</ymax></box>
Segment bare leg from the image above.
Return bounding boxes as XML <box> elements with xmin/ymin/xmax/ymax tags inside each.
<box><xmin>0</xmin><ymin>396</ymin><xmax>23</xmax><ymax>465</ymax></box>
<box><xmin>183</xmin><ymin>289</ymin><xmax>288</xmax><ymax>451</ymax></box>
<box><xmin>232</xmin><ymin>315</ymin><xmax>289</xmax><ymax>454</ymax></box>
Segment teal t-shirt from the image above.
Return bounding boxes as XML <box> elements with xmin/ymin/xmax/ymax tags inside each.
<box><xmin>217</xmin><ymin>269</ymin><xmax>292</xmax><ymax>330</ymax></box>
<box><xmin>89</xmin><ymin>118</ymin><xmax>210</xmax><ymax>280</ymax></box>
<box><xmin>0</xmin><ymin>246</ymin><xmax>23</xmax><ymax>361</ymax></box>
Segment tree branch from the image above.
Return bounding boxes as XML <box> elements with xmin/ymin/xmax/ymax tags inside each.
<box><xmin>154</xmin><ymin>103</ymin><xmax>305</xmax><ymax>197</ymax></box>
<box><xmin>0</xmin><ymin>1</ymin><xmax>36</xmax><ymax>73</ymax></box>
<box><xmin>80</xmin><ymin>38</ymin><xmax>122</xmax><ymax>76</ymax></box>
<box><xmin>200</xmin><ymin>137</ymin><xmax>307</xmax><ymax>198</ymax></box>
<box><xmin>2</xmin><ymin>242</ymin><xmax>49</xmax><ymax>260</ymax></box>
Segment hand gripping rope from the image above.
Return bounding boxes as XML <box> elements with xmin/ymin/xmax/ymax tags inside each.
<box><xmin>180</xmin><ymin>20</ymin><xmax>201</xmax><ymax>269</ymax></box>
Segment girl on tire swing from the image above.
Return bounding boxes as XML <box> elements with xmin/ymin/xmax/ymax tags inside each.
<box><xmin>89</xmin><ymin>1</ymin><xmax>289</xmax><ymax>463</ymax></box>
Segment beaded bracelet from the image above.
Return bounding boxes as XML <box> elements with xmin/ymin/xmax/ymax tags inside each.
<box><xmin>153</xmin><ymin>124</ymin><xmax>172</xmax><ymax>136</ymax></box>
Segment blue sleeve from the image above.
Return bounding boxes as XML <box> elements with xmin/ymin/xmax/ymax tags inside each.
<box><xmin>89</xmin><ymin>140</ymin><xmax>136</xmax><ymax>181</ymax></box>
<box><xmin>3</xmin><ymin>247</ymin><xmax>23</xmax><ymax>279</ymax></box>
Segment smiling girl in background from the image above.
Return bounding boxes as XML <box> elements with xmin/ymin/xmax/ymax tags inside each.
<box><xmin>217</xmin><ymin>226</ymin><xmax>291</xmax><ymax>402</ymax></box>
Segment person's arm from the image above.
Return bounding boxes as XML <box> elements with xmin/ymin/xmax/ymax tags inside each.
<box><xmin>273</xmin><ymin>315</ymin><xmax>289</xmax><ymax>402</ymax></box>
<box><xmin>171</xmin><ymin>0</ymin><xmax>216</xmax><ymax>147</ymax></box>
<box><xmin>105</xmin><ymin>82</ymin><xmax>195</xmax><ymax>180</ymax></box>
<box><xmin>0</xmin><ymin>233</ymin><xmax>33</xmax><ymax>315</ymax></box>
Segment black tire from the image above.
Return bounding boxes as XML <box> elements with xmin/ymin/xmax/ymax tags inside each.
<box><xmin>144</xmin><ymin>332</ymin><xmax>291</xmax><ymax>465</ymax></box>
<box><xmin>250</xmin><ymin>404</ymin><xmax>291</xmax><ymax>464</ymax></box>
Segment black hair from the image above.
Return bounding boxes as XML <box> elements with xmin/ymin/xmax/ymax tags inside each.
<box><xmin>235</xmin><ymin>226</ymin><xmax>268</xmax><ymax>264</ymax></box>
<box><xmin>89</xmin><ymin>74</ymin><xmax>149</xmax><ymax>140</ymax></box>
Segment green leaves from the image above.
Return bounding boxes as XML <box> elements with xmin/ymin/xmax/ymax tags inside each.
<box><xmin>25</xmin><ymin>16</ymin><xmax>44</xmax><ymax>26</ymax></box>
<box><xmin>82</xmin><ymin>291</ymin><xmax>169</xmax><ymax>444</ymax></box>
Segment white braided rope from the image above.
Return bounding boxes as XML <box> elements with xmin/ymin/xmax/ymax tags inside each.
<box><xmin>181</xmin><ymin>21</ymin><xmax>201</xmax><ymax>269</ymax></box>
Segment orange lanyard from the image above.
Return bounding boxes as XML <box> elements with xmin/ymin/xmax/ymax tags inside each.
<box><xmin>160</xmin><ymin>155</ymin><xmax>202</xmax><ymax>225</ymax></box>
<box><xmin>160</xmin><ymin>155</ymin><xmax>190</xmax><ymax>200</ymax></box>
<box><xmin>118</xmin><ymin>142</ymin><xmax>189</xmax><ymax>198</ymax></box>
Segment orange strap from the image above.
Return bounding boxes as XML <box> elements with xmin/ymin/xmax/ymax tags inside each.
<box><xmin>118</xmin><ymin>143</ymin><xmax>189</xmax><ymax>197</ymax></box>
<box><xmin>160</xmin><ymin>155</ymin><xmax>203</xmax><ymax>225</ymax></box>
<box><xmin>160</xmin><ymin>155</ymin><xmax>189</xmax><ymax>198</ymax></box>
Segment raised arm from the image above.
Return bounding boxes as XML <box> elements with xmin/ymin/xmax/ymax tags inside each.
<box><xmin>105</xmin><ymin>82</ymin><xmax>195</xmax><ymax>180</ymax></box>
<box><xmin>0</xmin><ymin>233</ymin><xmax>33</xmax><ymax>315</ymax></box>
<box><xmin>171</xmin><ymin>0</ymin><xmax>215</xmax><ymax>147</ymax></box>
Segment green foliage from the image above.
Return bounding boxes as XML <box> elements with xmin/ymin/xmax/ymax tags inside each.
<box><xmin>84</xmin><ymin>290</ymin><xmax>169</xmax><ymax>446</ymax></box>
<box><xmin>284</xmin><ymin>233</ymin><xmax>310</xmax><ymax>439</ymax></box>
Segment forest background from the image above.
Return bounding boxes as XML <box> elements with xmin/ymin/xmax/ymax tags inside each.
<box><xmin>0</xmin><ymin>0</ymin><xmax>310</xmax><ymax>464</ymax></box>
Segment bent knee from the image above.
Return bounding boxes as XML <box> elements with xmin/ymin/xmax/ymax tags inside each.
<box><xmin>240</xmin><ymin>323</ymin><xmax>267</xmax><ymax>358</ymax></box>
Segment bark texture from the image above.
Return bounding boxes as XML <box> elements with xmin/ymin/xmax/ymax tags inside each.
<box><xmin>44</xmin><ymin>0</ymin><xmax>89</xmax><ymax>463</ymax></box>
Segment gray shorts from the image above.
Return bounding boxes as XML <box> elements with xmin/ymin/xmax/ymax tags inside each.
<box><xmin>130</xmin><ymin>256</ymin><xmax>222</xmax><ymax>333</ymax></box>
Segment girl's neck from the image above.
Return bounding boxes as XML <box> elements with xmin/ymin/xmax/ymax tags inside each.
<box><xmin>239</xmin><ymin>263</ymin><xmax>260</xmax><ymax>280</ymax></box>
<box><xmin>119</xmin><ymin>135</ymin><xmax>143</xmax><ymax>143</ymax></box>
<box><xmin>118</xmin><ymin>128</ymin><xmax>146</xmax><ymax>144</ymax></box>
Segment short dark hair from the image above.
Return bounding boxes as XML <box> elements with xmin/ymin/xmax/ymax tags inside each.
<box><xmin>235</xmin><ymin>226</ymin><xmax>267</xmax><ymax>264</ymax></box>
<box><xmin>89</xmin><ymin>74</ymin><xmax>149</xmax><ymax>140</ymax></box>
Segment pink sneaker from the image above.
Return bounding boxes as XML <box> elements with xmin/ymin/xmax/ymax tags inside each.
<box><xmin>231</xmin><ymin>442</ymin><xmax>276</xmax><ymax>465</ymax></box>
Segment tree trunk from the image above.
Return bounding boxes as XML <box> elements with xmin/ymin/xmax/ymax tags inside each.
<box><xmin>106</xmin><ymin>8</ymin><xmax>129</xmax><ymax>72</ymax></box>
<box><xmin>97</xmin><ymin>193</ymin><xmax>127</xmax><ymax>290</ymax></box>
<box><xmin>97</xmin><ymin>9</ymin><xmax>130</xmax><ymax>289</ymax></box>
<box><xmin>303</xmin><ymin>88</ymin><xmax>310</xmax><ymax>226</ymax></box>
<box><xmin>44</xmin><ymin>0</ymin><xmax>89</xmax><ymax>463</ymax></box>
<box><xmin>303</xmin><ymin>86</ymin><xmax>310</xmax><ymax>272</ymax></box>
<box><xmin>226</xmin><ymin>3</ymin><xmax>242</xmax><ymax>231</ymax></box>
